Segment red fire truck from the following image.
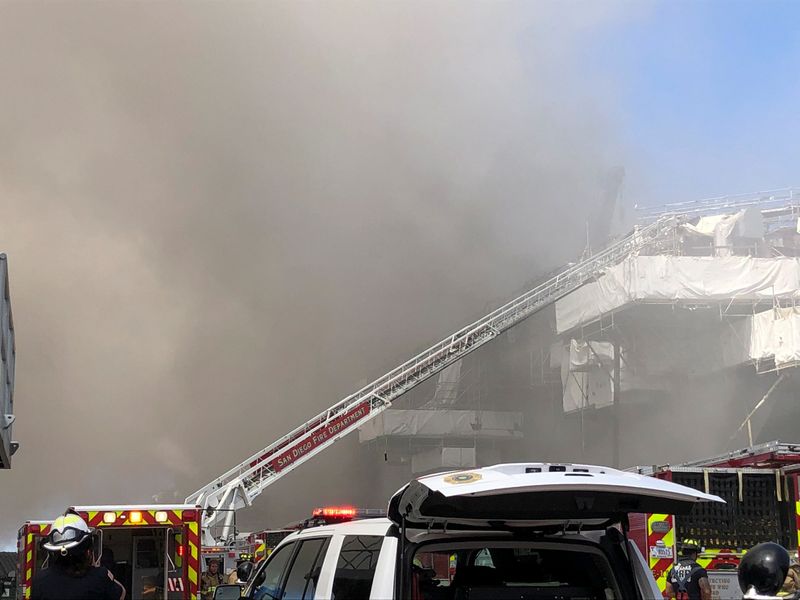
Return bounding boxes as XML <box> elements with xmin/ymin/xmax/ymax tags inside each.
<box><xmin>246</xmin><ymin>529</ymin><xmax>294</xmax><ymax>563</ymax></box>
<box><xmin>629</xmin><ymin>441</ymin><xmax>800</xmax><ymax>597</ymax></box>
<box><xmin>17</xmin><ymin>504</ymin><xmax>202</xmax><ymax>600</ymax></box>
<box><xmin>15</xmin><ymin>521</ymin><xmax>51</xmax><ymax>600</ymax></box>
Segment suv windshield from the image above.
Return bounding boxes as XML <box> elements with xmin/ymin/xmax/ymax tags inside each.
<box><xmin>411</xmin><ymin>542</ymin><xmax>620</xmax><ymax>600</ymax></box>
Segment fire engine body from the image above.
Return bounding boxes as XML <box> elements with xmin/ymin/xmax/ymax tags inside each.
<box><xmin>199</xmin><ymin>541</ymin><xmax>254</xmax><ymax>579</ymax></box>
<box><xmin>16</xmin><ymin>521</ymin><xmax>51</xmax><ymax>600</ymax></box>
<box><xmin>245</xmin><ymin>529</ymin><xmax>293</xmax><ymax>562</ymax></box>
<box><xmin>17</xmin><ymin>505</ymin><xmax>202</xmax><ymax>600</ymax></box>
<box><xmin>629</xmin><ymin>441</ymin><xmax>800</xmax><ymax>595</ymax></box>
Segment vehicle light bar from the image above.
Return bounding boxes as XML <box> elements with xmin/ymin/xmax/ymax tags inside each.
<box><xmin>313</xmin><ymin>506</ymin><xmax>357</xmax><ymax>520</ymax></box>
<box><xmin>311</xmin><ymin>506</ymin><xmax>387</xmax><ymax>524</ymax></box>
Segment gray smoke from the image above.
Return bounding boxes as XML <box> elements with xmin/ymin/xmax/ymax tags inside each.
<box><xmin>0</xmin><ymin>0</ymin><xmax>642</xmax><ymax>546</ymax></box>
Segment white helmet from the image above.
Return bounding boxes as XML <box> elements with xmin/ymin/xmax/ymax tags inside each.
<box><xmin>42</xmin><ymin>512</ymin><xmax>93</xmax><ymax>556</ymax></box>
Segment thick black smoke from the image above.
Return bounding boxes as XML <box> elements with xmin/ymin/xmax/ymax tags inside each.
<box><xmin>0</xmin><ymin>1</ymin><xmax>636</xmax><ymax>545</ymax></box>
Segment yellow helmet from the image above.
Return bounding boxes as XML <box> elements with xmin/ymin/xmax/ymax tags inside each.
<box><xmin>680</xmin><ymin>539</ymin><xmax>702</xmax><ymax>554</ymax></box>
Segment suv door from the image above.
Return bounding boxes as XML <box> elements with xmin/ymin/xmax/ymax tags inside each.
<box><xmin>281</xmin><ymin>538</ymin><xmax>330</xmax><ymax>600</ymax></box>
<box><xmin>329</xmin><ymin>535</ymin><xmax>387</xmax><ymax>600</ymax></box>
<box><xmin>247</xmin><ymin>541</ymin><xmax>297</xmax><ymax>600</ymax></box>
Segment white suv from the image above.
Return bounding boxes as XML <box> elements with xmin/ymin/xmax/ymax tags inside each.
<box><xmin>225</xmin><ymin>462</ymin><xmax>722</xmax><ymax>600</ymax></box>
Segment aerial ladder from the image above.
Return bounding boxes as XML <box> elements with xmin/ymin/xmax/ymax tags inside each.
<box><xmin>186</xmin><ymin>215</ymin><xmax>677</xmax><ymax>545</ymax></box>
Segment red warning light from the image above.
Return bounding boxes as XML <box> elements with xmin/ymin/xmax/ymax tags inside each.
<box><xmin>312</xmin><ymin>506</ymin><xmax>358</xmax><ymax>520</ymax></box>
<box><xmin>177</xmin><ymin>545</ymin><xmax>185</xmax><ymax>557</ymax></box>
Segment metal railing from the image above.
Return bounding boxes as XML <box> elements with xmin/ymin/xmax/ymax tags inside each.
<box><xmin>186</xmin><ymin>215</ymin><xmax>677</xmax><ymax>541</ymax></box>
<box><xmin>637</xmin><ymin>187</ymin><xmax>800</xmax><ymax>228</ymax></box>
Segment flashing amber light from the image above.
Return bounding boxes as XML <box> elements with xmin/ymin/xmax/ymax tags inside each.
<box><xmin>313</xmin><ymin>506</ymin><xmax>357</xmax><ymax>520</ymax></box>
<box><xmin>129</xmin><ymin>511</ymin><xmax>143</xmax><ymax>524</ymax></box>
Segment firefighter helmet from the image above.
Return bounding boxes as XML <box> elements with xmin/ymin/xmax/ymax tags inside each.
<box><xmin>738</xmin><ymin>542</ymin><xmax>789</xmax><ymax>596</ymax></box>
<box><xmin>237</xmin><ymin>560</ymin><xmax>255</xmax><ymax>583</ymax></box>
<box><xmin>42</xmin><ymin>512</ymin><xmax>93</xmax><ymax>556</ymax></box>
<box><xmin>679</xmin><ymin>539</ymin><xmax>701</xmax><ymax>555</ymax></box>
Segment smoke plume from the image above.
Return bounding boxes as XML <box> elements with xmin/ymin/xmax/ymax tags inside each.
<box><xmin>0</xmin><ymin>1</ymin><xmax>640</xmax><ymax>544</ymax></box>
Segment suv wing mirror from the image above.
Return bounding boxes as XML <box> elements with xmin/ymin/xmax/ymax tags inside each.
<box><xmin>213</xmin><ymin>584</ymin><xmax>243</xmax><ymax>600</ymax></box>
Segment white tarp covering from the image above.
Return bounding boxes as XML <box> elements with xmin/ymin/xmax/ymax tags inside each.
<box><xmin>561</xmin><ymin>340</ymin><xmax>614</xmax><ymax>413</ymax></box>
<box><xmin>358</xmin><ymin>409</ymin><xmax>523</xmax><ymax>442</ymax></box>
<box><xmin>556</xmin><ymin>255</ymin><xmax>800</xmax><ymax>333</ymax></box>
<box><xmin>411</xmin><ymin>447</ymin><xmax>476</xmax><ymax>474</ymax></box>
<box><xmin>562</xmin><ymin>368</ymin><xmax>612</xmax><ymax>413</ymax></box>
<box><xmin>566</xmin><ymin>339</ymin><xmax>614</xmax><ymax>371</ymax></box>
<box><xmin>681</xmin><ymin>208</ymin><xmax>763</xmax><ymax>256</ymax></box>
<box><xmin>683</xmin><ymin>211</ymin><xmax>743</xmax><ymax>257</ymax></box>
<box><xmin>750</xmin><ymin>307</ymin><xmax>800</xmax><ymax>368</ymax></box>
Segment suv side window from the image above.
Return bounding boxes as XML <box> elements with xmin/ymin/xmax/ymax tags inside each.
<box><xmin>281</xmin><ymin>538</ymin><xmax>330</xmax><ymax>600</ymax></box>
<box><xmin>331</xmin><ymin>535</ymin><xmax>383</xmax><ymax>600</ymax></box>
<box><xmin>251</xmin><ymin>541</ymin><xmax>297</xmax><ymax>600</ymax></box>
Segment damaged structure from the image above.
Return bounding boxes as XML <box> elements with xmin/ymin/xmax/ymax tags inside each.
<box><xmin>359</xmin><ymin>188</ymin><xmax>800</xmax><ymax>473</ymax></box>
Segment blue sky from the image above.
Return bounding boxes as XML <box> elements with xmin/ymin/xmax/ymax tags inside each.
<box><xmin>584</xmin><ymin>0</ymin><xmax>800</xmax><ymax>205</ymax></box>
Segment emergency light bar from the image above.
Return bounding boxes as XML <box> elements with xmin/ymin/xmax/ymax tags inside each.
<box><xmin>313</xmin><ymin>506</ymin><xmax>357</xmax><ymax>520</ymax></box>
<box><xmin>311</xmin><ymin>506</ymin><xmax>387</xmax><ymax>524</ymax></box>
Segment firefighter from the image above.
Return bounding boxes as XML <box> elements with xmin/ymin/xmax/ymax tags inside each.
<box><xmin>30</xmin><ymin>511</ymin><xmax>126</xmax><ymax>600</ymax></box>
<box><xmin>664</xmin><ymin>539</ymin><xmax>712</xmax><ymax>600</ymax></box>
<box><xmin>200</xmin><ymin>558</ymin><xmax>224</xmax><ymax>600</ymax></box>
<box><xmin>231</xmin><ymin>560</ymin><xmax>255</xmax><ymax>586</ymax></box>
<box><xmin>228</xmin><ymin>553</ymin><xmax>254</xmax><ymax>584</ymax></box>
<box><xmin>739</xmin><ymin>542</ymin><xmax>791</xmax><ymax>598</ymax></box>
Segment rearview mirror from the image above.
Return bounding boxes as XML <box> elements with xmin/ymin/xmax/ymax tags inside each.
<box><xmin>213</xmin><ymin>584</ymin><xmax>243</xmax><ymax>600</ymax></box>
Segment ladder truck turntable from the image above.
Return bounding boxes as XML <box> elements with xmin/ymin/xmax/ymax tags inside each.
<box><xmin>185</xmin><ymin>216</ymin><xmax>678</xmax><ymax>546</ymax></box>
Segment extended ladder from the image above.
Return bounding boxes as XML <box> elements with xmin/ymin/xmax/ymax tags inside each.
<box><xmin>186</xmin><ymin>215</ymin><xmax>676</xmax><ymax>544</ymax></box>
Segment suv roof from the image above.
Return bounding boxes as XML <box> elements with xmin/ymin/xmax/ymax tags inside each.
<box><xmin>279</xmin><ymin>517</ymin><xmax>394</xmax><ymax>543</ymax></box>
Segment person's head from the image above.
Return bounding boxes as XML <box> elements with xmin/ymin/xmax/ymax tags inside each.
<box><xmin>208</xmin><ymin>559</ymin><xmax>220</xmax><ymax>574</ymax></box>
<box><xmin>43</xmin><ymin>512</ymin><xmax>95</xmax><ymax>574</ymax></box>
<box><xmin>679</xmin><ymin>539</ymin><xmax>701</xmax><ymax>560</ymax></box>
<box><xmin>236</xmin><ymin>560</ymin><xmax>254</xmax><ymax>583</ymax></box>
